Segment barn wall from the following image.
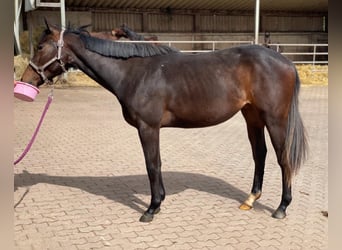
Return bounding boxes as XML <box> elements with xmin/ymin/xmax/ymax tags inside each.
<box><xmin>27</xmin><ymin>9</ymin><xmax>327</xmax><ymax>33</ymax></box>
<box><xmin>25</xmin><ymin>10</ymin><xmax>92</xmax><ymax>30</ymax></box>
<box><xmin>26</xmin><ymin>9</ymin><xmax>327</xmax><ymax>44</ymax></box>
<box><xmin>24</xmin><ymin>9</ymin><xmax>328</xmax><ymax>61</ymax></box>
<box><xmin>261</xmin><ymin>15</ymin><xmax>325</xmax><ymax>32</ymax></box>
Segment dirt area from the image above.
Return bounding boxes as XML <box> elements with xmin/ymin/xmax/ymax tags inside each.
<box><xmin>14</xmin><ymin>55</ymin><xmax>328</xmax><ymax>87</ymax></box>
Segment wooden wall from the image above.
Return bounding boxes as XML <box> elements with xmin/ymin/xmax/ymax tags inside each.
<box><xmin>26</xmin><ymin>8</ymin><xmax>327</xmax><ymax>33</ymax></box>
<box><xmin>22</xmin><ymin>9</ymin><xmax>328</xmax><ymax>61</ymax></box>
<box><xmin>90</xmin><ymin>9</ymin><xmax>326</xmax><ymax>33</ymax></box>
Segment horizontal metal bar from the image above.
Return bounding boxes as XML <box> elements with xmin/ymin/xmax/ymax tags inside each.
<box><xmin>282</xmin><ymin>52</ymin><xmax>328</xmax><ymax>55</ymax></box>
<box><xmin>269</xmin><ymin>43</ymin><xmax>328</xmax><ymax>47</ymax></box>
<box><xmin>36</xmin><ymin>3</ymin><xmax>61</xmax><ymax>8</ymax></box>
<box><xmin>292</xmin><ymin>61</ymin><xmax>328</xmax><ymax>64</ymax></box>
<box><xmin>117</xmin><ymin>40</ymin><xmax>254</xmax><ymax>44</ymax></box>
<box><xmin>180</xmin><ymin>50</ymin><xmax>213</xmax><ymax>53</ymax></box>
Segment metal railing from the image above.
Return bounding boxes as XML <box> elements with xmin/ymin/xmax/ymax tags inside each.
<box><xmin>119</xmin><ymin>39</ymin><xmax>252</xmax><ymax>47</ymax></box>
<box><xmin>118</xmin><ymin>39</ymin><xmax>254</xmax><ymax>53</ymax></box>
<box><xmin>162</xmin><ymin>40</ymin><xmax>254</xmax><ymax>53</ymax></box>
<box><xmin>118</xmin><ymin>40</ymin><xmax>328</xmax><ymax>65</ymax></box>
<box><xmin>268</xmin><ymin>43</ymin><xmax>328</xmax><ymax>65</ymax></box>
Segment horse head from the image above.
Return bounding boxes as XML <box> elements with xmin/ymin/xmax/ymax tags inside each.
<box><xmin>21</xmin><ymin>21</ymin><xmax>70</xmax><ymax>87</ymax></box>
<box><xmin>111</xmin><ymin>25</ymin><xmax>129</xmax><ymax>39</ymax></box>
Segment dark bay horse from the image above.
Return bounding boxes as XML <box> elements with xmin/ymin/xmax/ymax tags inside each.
<box><xmin>20</xmin><ymin>22</ymin><xmax>307</xmax><ymax>222</ymax></box>
<box><xmin>89</xmin><ymin>24</ymin><xmax>158</xmax><ymax>42</ymax></box>
<box><xmin>114</xmin><ymin>24</ymin><xmax>158</xmax><ymax>42</ymax></box>
<box><xmin>89</xmin><ymin>30</ymin><xmax>119</xmax><ymax>41</ymax></box>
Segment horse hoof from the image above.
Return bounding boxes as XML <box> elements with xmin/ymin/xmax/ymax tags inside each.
<box><xmin>140</xmin><ymin>212</ymin><xmax>154</xmax><ymax>222</ymax></box>
<box><xmin>239</xmin><ymin>203</ymin><xmax>253</xmax><ymax>210</ymax></box>
<box><xmin>154</xmin><ymin>207</ymin><xmax>161</xmax><ymax>214</ymax></box>
<box><xmin>139</xmin><ymin>208</ymin><xmax>161</xmax><ymax>223</ymax></box>
<box><xmin>272</xmin><ymin>209</ymin><xmax>286</xmax><ymax>219</ymax></box>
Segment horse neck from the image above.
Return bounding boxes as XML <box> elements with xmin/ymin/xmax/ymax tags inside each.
<box><xmin>65</xmin><ymin>34</ymin><xmax>126</xmax><ymax>95</ymax></box>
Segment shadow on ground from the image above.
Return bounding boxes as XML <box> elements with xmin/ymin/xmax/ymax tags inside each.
<box><xmin>14</xmin><ymin>170</ymin><xmax>274</xmax><ymax>215</ymax></box>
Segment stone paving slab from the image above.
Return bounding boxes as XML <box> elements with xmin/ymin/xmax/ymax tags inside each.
<box><xmin>14</xmin><ymin>85</ymin><xmax>328</xmax><ymax>249</ymax></box>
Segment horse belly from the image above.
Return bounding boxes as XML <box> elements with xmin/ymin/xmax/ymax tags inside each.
<box><xmin>167</xmin><ymin>97</ymin><xmax>244</xmax><ymax>128</ymax></box>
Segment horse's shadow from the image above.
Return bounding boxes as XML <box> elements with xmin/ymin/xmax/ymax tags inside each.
<box><xmin>14</xmin><ymin>169</ymin><xmax>274</xmax><ymax>214</ymax></box>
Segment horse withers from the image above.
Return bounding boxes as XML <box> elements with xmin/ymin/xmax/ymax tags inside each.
<box><xmin>20</xmin><ymin>21</ymin><xmax>307</xmax><ymax>222</ymax></box>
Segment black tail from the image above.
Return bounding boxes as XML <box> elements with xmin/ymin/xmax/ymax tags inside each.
<box><xmin>284</xmin><ymin>68</ymin><xmax>308</xmax><ymax>185</ymax></box>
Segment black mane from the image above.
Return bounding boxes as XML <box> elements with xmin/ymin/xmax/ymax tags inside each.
<box><xmin>77</xmin><ymin>32</ymin><xmax>179</xmax><ymax>59</ymax></box>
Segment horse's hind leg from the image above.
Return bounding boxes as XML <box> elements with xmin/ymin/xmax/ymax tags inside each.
<box><xmin>239</xmin><ymin>107</ymin><xmax>267</xmax><ymax>210</ymax></box>
<box><xmin>266</xmin><ymin>118</ymin><xmax>292</xmax><ymax>219</ymax></box>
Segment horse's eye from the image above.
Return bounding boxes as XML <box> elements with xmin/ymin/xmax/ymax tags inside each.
<box><xmin>38</xmin><ymin>45</ymin><xmax>43</xmax><ymax>50</ymax></box>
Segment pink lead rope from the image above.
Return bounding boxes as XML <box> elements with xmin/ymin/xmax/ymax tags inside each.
<box><xmin>14</xmin><ymin>93</ymin><xmax>53</xmax><ymax>165</ymax></box>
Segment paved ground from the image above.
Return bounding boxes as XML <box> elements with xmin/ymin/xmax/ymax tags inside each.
<box><xmin>14</xmin><ymin>85</ymin><xmax>328</xmax><ymax>250</ymax></box>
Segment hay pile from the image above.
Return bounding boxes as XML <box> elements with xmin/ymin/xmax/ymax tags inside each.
<box><xmin>14</xmin><ymin>55</ymin><xmax>328</xmax><ymax>86</ymax></box>
<box><xmin>63</xmin><ymin>71</ymin><xmax>99</xmax><ymax>87</ymax></box>
<box><xmin>296</xmin><ymin>64</ymin><xmax>328</xmax><ymax>85</ymax></box>
<box><xmin>14</xmin><ymin>55</ymin><xmax>29</xmax><ymax>80</ymax></box>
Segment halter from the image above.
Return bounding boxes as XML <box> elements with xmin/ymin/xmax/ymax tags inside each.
<box><xmin>29</xmin><ymin>29</ymin><xmax>67</xmax><ymax>84</ymax></box>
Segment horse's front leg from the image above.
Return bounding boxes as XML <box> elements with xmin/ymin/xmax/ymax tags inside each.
<box><xmin>137</xmin><ymin>123</ymin><xmax>164</xmax><ymax>222</ymax></box>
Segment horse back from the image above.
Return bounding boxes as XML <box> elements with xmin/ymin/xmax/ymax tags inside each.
<box><xmin>118</xmin><ymin>45</ymin><xmax>296</xmax><ymax>128</ymax></box>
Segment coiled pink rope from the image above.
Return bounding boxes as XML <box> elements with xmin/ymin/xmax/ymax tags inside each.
<box><xmin>14</xmin><ymin>95</ymin><xmax>53</xmax><ymax>165</ymax></box>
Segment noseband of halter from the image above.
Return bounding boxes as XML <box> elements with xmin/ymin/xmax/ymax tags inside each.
<box><xmin>29</xmin><ymin>29</ymin><xmax>67</xmax><ymax>84</ymax></box>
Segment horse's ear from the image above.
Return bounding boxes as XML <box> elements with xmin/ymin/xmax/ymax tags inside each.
<box><xmin>79</xmin><ymin>24</ymin><xmax>92</xmax><ymax>31</ymax></box>
<box><xmin>44</xmin><ymin>17</ymin><xmax>52</xmax><ymax>34</ymax></box>
<box><xmin>43</xmin><ymin>17</ymin><xmax>60</xmax><ymax>34</ymax></box>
